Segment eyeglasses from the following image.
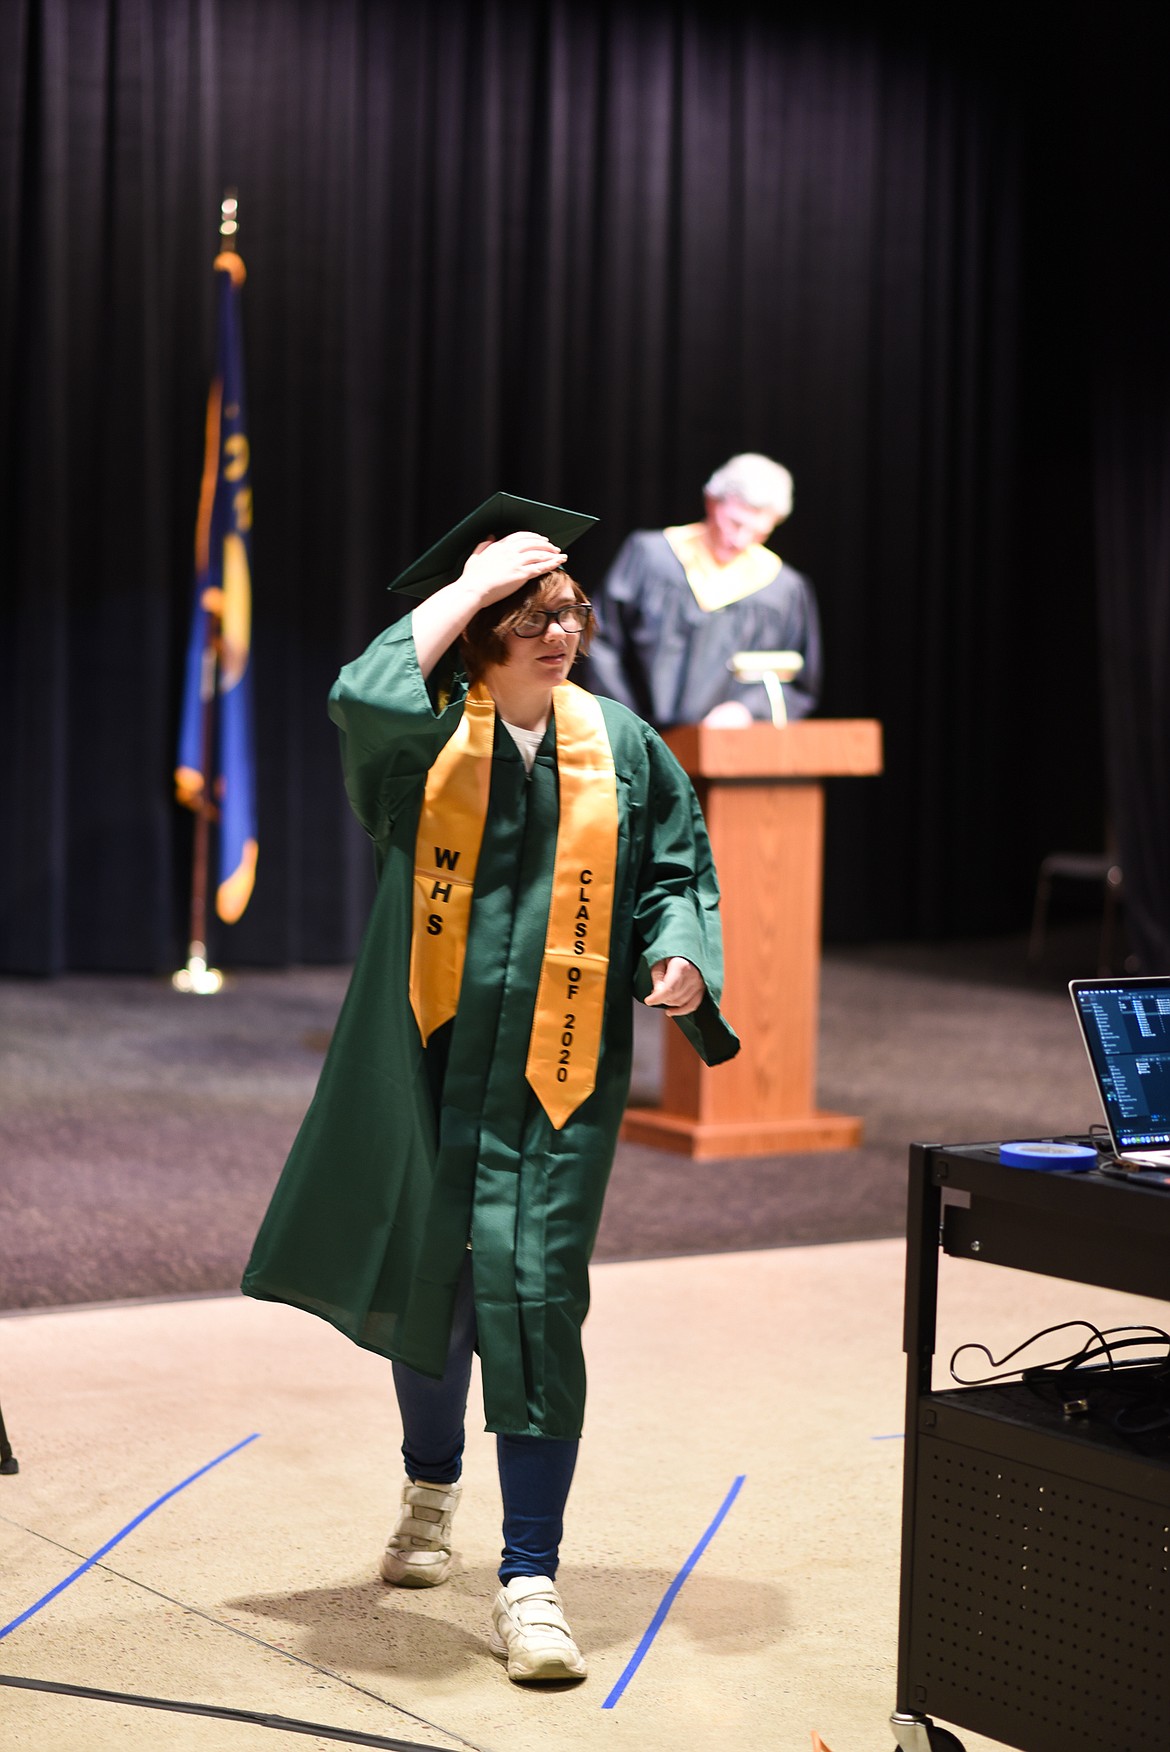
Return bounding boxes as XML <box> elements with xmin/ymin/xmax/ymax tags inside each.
<box><xmin>512</xmin><ymin>603</ymin><xmax>593</xmax><ymax>638</ymax></box>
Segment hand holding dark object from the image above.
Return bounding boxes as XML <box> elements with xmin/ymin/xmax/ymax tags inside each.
<box><xmin>643</xmin><ymin>957</ymin><xmax>705</xmax><ymax>1016</ymax></box>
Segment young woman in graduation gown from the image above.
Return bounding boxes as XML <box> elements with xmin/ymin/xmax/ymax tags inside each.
<box><xmin>242</xmin><ymin>529</ymin><xmax>738</xmax><ymax>1682</ymax></box>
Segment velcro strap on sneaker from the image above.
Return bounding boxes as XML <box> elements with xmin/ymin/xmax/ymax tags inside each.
<box><xmin>395</xmin><ymin>1515</ymin><xmax>450</xmax><ymax>1550</ymax></box>
<box><xmin>404</xmin><ymin>1481</ymin><xmax>459</xmax><ymax>1517</ymax></box>
<box><xmin>514</xmin><ymin>1598</ymin><xmax>571</xmax><ymax>1632</ymax></box>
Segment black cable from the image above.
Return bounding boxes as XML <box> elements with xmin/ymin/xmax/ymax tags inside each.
<box><xmin>0</xmin><ymin>1674</ymin><xmax>461</xmax><ymax>1750</ymax></box>
<box><xmin>950</xmin><ymin>1319</ymin><xmax>1126</xmax><ymax>1384</ymax></box>
<box><xmin>949</xmin><ymin>1318</ymin><xmax>1170</xmax><ymax>1440</ymax></box>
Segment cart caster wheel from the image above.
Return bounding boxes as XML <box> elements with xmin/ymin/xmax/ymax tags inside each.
<box><xmin>890</xmin><ymin>1715</ymin><xmax>966</xmax><ymax>1752</ymax></box>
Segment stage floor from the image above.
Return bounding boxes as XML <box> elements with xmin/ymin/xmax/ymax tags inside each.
<box><xmin>4</xmin><ymin>1238</ymin><xmax>1161</xmax><ymax>1752</ymax></box>
<box><xmin>0</xmin><ymin>929</ymin><xmax>1104</xmax><ymax>1310</ymax></box>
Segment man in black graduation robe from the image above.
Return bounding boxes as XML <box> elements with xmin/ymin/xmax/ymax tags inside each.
<box><xmin>586</xmin><ymin>452</ymin><xmax>822</xmax><ymax>729</ymax></box>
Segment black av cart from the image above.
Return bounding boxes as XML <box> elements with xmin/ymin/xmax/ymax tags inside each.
<box><xmin>892</xmin><ymin>1141</ymin><xmax>1170</xmax><ymax>1752</ymax></box>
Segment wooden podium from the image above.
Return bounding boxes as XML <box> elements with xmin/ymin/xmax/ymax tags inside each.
<box><xmin>621</xmin><ymin>719</ymin><xmax>883</xmax><ymax>1158</ymax></box>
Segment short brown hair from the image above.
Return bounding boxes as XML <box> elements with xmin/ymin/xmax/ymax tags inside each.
<box><xmin>460</xmin><ymin>568</ymin><xmax>593</xmax><ymax>682</ymax></box>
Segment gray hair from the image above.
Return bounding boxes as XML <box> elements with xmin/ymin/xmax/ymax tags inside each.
<box><xmin>703</xmin><ymin>453</ymin><xmax>793</xmax><ymax>521</ymax></box>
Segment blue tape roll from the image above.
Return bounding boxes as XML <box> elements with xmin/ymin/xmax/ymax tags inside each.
<box><xmin>998</xmin><ymin>1140</ymin><xmax>1097</xmax><ymax>1172</ymax></box>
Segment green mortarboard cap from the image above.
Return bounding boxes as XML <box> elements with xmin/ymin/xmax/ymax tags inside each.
<box><xmin>389</xmin><ymin>492</ymin><xmax>599</xmax><ymax>598</ymax></box>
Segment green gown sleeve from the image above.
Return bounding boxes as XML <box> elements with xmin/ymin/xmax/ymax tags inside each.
<box><xmin>630</xmin><ymin>727</ymin><xmax>740</xmax><ymax>1066</ymax></box>
<box><xmin>327</xmin><ymin>615</ymin><xmax>467</xmax><ymax>865</ymax></box>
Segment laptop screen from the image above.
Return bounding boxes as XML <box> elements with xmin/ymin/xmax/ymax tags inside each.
<box><xmin>1071</xmin><ymin>978</ymin><xmax>1170</xmax><ymax>1150</ymax></box>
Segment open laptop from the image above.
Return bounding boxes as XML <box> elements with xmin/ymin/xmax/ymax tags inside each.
<box><xmin>1070</xmin><ymin>977</ymin><xmax>1170</xmax><ymax>1169</ymax></box>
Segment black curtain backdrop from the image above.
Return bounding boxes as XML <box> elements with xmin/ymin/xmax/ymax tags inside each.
<box><xmin>0</xmin><ymin>0</ymin><xmax>1155</xmax><ymax>975</ymax></box>
<box><xmin>1087</xmin><ymin>20</ymin><xmax>1170</xmax><ymax>976</ymax></box>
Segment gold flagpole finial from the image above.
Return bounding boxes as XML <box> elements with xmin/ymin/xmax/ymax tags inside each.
<box><xmin>215</xmin><ymin>189</ymin><xmax>246</xmax><ymax>283</ymax></box>
<box><xmin>219</xmin><ymin>188</ymin><xmax>240</xmax><ymax>250</ymax></box>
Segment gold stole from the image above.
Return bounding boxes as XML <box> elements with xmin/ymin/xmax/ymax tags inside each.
<box><xmin>409</xmin><ymin>681</ymin><xmax>618</xmax><ymax>1130</ymax></box>
<box><xmin>409</xmin><ymin>684</ymin><xmax>495</xmax><ymax>1048</ymax></box>
<box><xmin>664</xmin><ymin>522</ymin><xmax>782</xmax><ymax>612</ymax></box>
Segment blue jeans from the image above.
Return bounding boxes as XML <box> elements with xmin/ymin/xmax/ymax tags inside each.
<box><xmin>392</xmin><ymin>1255</ymin><xmax>579</xmax><ymax>1582</ymax></box>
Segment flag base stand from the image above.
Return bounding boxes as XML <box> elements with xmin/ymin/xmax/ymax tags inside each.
<box><xmin>172</xmin><ymin>941</ymin><xmax>224</xmax><ymax>995</ymax></box>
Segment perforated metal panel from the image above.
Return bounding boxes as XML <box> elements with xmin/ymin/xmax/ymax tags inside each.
<box><xmin>906</xmin><ymin>1401</ymin><xmax>1170</xmax><ymax>1752</ymax></box>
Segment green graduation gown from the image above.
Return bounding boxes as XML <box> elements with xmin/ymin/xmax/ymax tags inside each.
<box><xmin>242</xmin><ymin>616</ymin><xmax>739</xmax><ymax>1439</ymax></box>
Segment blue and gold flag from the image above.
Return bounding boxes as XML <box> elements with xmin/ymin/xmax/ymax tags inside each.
<box><xmin>175</xmin><ymin>251</ymin><xmax>257</xmax><ymax>924</ymax></box>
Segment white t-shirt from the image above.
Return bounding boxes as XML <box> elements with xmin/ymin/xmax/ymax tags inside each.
<box><xmin>500</xmin><ymin>719</ymin><xmax>546</xmax><ymax>773</ymax></box>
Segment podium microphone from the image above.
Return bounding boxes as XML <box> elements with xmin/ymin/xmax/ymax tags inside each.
<box><xmin>726</xmin><ymin>650</ymin><xmax>804</xmax><ymax>725</ymax></box>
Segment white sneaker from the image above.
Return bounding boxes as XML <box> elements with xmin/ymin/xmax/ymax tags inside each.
<box><xmin>379</xmin><ymin>1476</ymin><xmax>461</xmax><ymax>1587</ymax></box>
<box><xmin>488</xmin><ymin>1575</ymin><xmax>588</xmax><ymax>1682</ymax></box>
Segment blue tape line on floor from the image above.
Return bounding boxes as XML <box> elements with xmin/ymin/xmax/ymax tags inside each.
<box><xmin>0</xmin><ymin>1433</ymin><xmax>261</xmax><ymax>1641</ymax></box>
<box><xmin>601</xmin><ymin>1473</ymin><xmax>745</xmax><ymax>1710</ymax></box>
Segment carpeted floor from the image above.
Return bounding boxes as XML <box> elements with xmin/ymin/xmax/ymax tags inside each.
<box><xmin>0</xmin><ymin>924</ymin><xmax>1108</xmax><ymax>1311</ymax></box>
